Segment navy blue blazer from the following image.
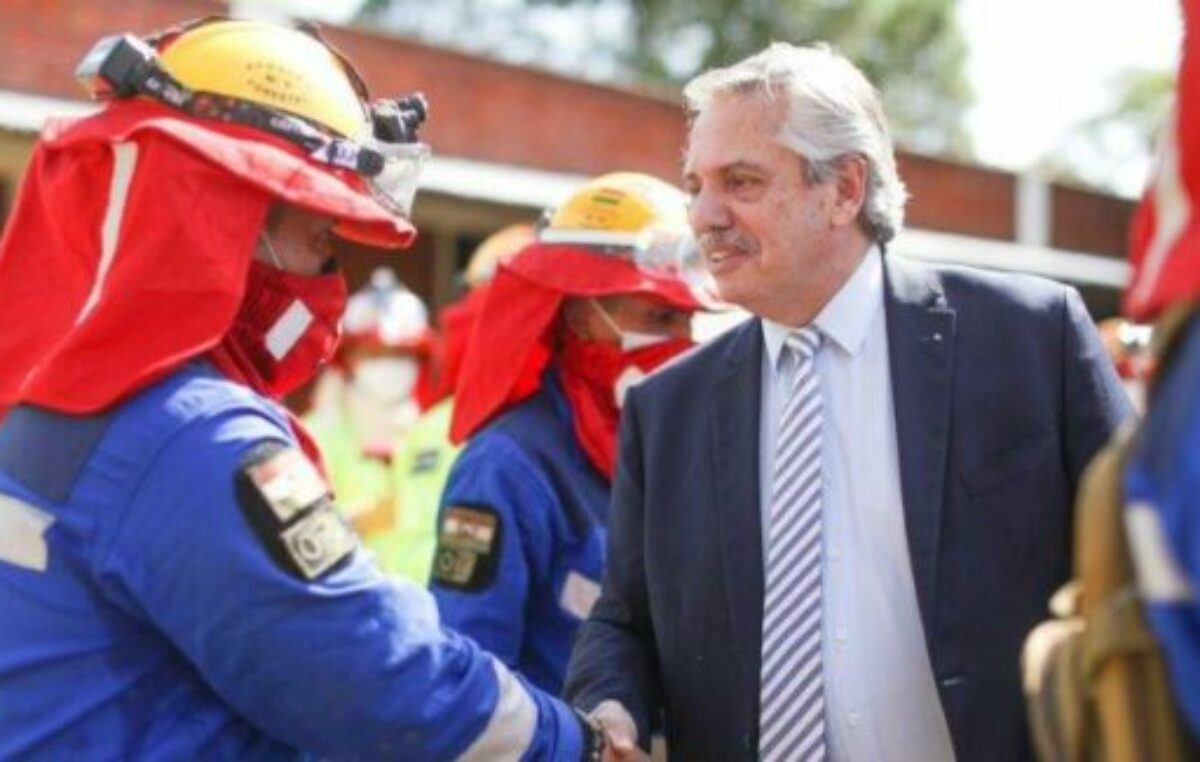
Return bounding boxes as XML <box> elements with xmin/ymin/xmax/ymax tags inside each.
<box><xmin>564</xmin><ymin>255</ymin><xmax>1133</xmax><ymax>761</ymax></box>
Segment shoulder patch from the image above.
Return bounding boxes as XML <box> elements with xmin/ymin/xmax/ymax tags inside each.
<box><xmin>236</xmin><ymin>443</ymin><xmax>357</xmax><ymax>581</ymax></box>
<box><xmin>431</xmin><ymin>504</ymin><xmax>502</xmax><ymax>592</ymax></box>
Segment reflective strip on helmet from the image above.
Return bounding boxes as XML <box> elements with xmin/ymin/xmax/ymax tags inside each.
<box><xmin>78</xmin><ymin>141</ymin><xmax>139</xmax><ymax>326</ymax></box>
<box><xmin>456</xmin><ymin>657</ymin><xmax>537</xmax><ymax>762</ymax></box>
<box><xmin>538</xmin><ymin>228</ymin><xmax>652</xmax><ymax>250</ymax></box>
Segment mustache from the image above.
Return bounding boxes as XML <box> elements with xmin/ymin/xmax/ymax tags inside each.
<box><xmin>698</xmin><ymin>229</ymin><xmax>759</xmax><ymax>257</ymax></box>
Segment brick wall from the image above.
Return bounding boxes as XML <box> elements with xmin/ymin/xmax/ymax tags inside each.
<box><xmin>0</xmin><ymin>0</ymin><xmax>225</xmax><ymax>100</ymax></box>
<box><xmin>1051</xmin><ymin>185</ymin><xmax>1135</xmax><ymax>258</ymax></box>
<box><xmin>322</xmin><ymin>26</ymin><xmax>687</xmax><ymax>181</ymax></box>
<box><xmin>899</xmin><ymin>153</ymin><xmax>1016</xmax><ymax>241</ymax></box>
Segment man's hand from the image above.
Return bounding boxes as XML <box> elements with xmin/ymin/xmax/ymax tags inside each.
<box><xmin>588</xmin><ymin>700</ymin><xmax>647</xmax><ymax>761</ymax></box>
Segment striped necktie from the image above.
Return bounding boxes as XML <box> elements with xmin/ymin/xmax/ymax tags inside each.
<box><xmin>760</xmin><ymin>327</ymin><xmax>826</xmax><ymax>761</ymax></box>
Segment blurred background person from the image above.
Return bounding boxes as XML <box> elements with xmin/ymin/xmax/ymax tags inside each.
<box><xmin>1022</xmin><ymin>5</ymin><xmax>1200</xmax><ymax>759</ymax></box>
<box><xmin>304</xmin><ymin>267</ymin><xmax>435</xmax><ymax>577</ymax></box>
<box><xmin>390</xmin><ymin>222</ymin><xmax>536</xmax><ymax>583</ymax></box>
<box><xmin>1123</xmin><ymin>0</ymin><xmax>1200</xmax><ymax>745</ymax></box>
<box><xmin>1096</xmin><ymin>315</ymin><xmax>1155</xmax><ymax>411</ymax></box>
<box><xmin>429</xmin><ymin>172</ymin><xmax>710</xmax><ymax>695</ymax></box>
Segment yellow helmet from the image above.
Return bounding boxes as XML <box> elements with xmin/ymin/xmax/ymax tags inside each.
<box><xmin>537</xmin><ymin>172</ymin><xmax>711</xmax><ymax>299</ymax></box>
<box><xmin>158</xmin><ymin>19</ymin><xmax>368</xmax><ymax>138</ymax></box>
<box><xmin>544</xmin><ymin>172</ymin><xmax>691</xmax><ymax>243</ymax></box>
<box><xmin>73</xmin><ymin>17</ymin><xmax>430</xmax><ymax>244</ymax></box>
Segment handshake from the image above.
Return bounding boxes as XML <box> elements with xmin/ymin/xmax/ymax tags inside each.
<box><xmin>583</xmin><ymin>700</ymin><xmax>650</xmax><ymax>762</ymax></box>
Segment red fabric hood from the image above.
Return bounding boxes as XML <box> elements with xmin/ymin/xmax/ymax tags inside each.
<box><xmin>0</xmin><ymin>101</ymin><xmax>414</xmax><ymax>414</ymax></box>
<box><xmin>448</xmin><ymin>242</ymin><xmax>703</xmax><ymax>443</ymax></box>
<box><xmin>417</xmin><ymin>284</ymin><xmax>490</xmax><ymax>409</ymax></box>
<box><xmin>1124</xmin><ymin>0</ymin><xmax>1200</xmax><ymax>320</ymax></box>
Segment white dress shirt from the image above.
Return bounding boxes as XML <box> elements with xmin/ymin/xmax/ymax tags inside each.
<box><xmin>758</xmin><ymin>247</ymin><xmax>955</xmax><ymax>762</ymax></box>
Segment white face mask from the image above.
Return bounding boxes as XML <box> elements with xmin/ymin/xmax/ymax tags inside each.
<box><xmin>350</xmin><ymin>357</ymin><xmax>420</xmax><ymax>405</ymax></box>
<box><xmin>588</xmin><ymin>298</ymin><xmax>674</xmax><ymax>352</ymax></box>
<box><xmin>613</xmin><ymin>366</ymin><xmax>647</xmax><ymax>408</ymax></box>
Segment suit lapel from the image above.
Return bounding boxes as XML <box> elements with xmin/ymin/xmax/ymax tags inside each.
<box><xmin>710</xmin><ymin>319</ymin><xmax>765</xmax><ymax>683</ymax></box>
<box><xmin>883</xmin><ymin>255</ymin><xmax>956</xmax><ymax>645</ymax></box>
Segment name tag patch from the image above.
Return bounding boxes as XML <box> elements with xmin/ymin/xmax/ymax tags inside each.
<box><xmin>412</xmin><ymin>448</ymin><xmax>440</xmax><ymax>474</ymax></box>
<box><xmin>237</xmin><ymin>443</ymin><xmax>357</xmax><ymax>581</ymax></box>
<box><xmin>431</xmin><ymin>504</ymin><xmax>501</xmax><ymax>592</ymax></box>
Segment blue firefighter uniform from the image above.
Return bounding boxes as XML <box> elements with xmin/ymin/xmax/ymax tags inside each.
<box><xmin>430</xmin><ymin>369</ymin><xmax>608</xmax><ymax>696</ymax></box>
<box><xmin>0</xmin><ymin>361</ymin><xmax>583</xmax><ymax>759</ymax></box>
<box><xmin>1125</xmin><ymin>315</ymin><xmax>1200</xmax><ymax>740</ymax></box>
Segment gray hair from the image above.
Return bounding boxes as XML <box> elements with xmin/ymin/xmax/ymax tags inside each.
<box><xmin>683</xmin><ymin>42</ymin><xmax>907</xmax><ymax>244</ymax></box>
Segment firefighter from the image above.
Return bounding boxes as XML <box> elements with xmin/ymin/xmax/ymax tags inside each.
<box><xmin>429</xmin><ymin>173</ymin><xmax>711</xmax><ymax>695</ymax></box>
<box><xmin>0</xmin><ymin>18</ymin><xmax>602</xmax><ymax>758</ymax></box>
<box><xmin>305</xmin><ymin>267</ymin><xmax>434</xmax><ymax>571</ymax></box>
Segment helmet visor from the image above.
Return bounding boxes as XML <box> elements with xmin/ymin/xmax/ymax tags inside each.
<box><xmin>360</xmin><ymin>139</ymin><xmax>430</xmax><ymax>218</ymax></box>
<box><xmin>536</xmin><ymin>227</ymin><xmax>723</xmax><ymax>309</ymax></box>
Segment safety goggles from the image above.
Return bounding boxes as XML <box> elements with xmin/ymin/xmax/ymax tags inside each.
<box><xmin>74</xmin><ymin>27</ymin><xmax>429</xmax><ymax>217</ymax></box>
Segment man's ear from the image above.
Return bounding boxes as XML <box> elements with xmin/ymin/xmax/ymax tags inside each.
<box><xmin>830</xmin><ymin>155</ymin><xmax>868</xmax><ymax>228</ymax></box>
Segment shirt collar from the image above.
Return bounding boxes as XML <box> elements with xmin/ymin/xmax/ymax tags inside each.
<box><xmin>761</xmin><ymin>244</ymin><xmax>883</xmax><ymax>371</ymax></box>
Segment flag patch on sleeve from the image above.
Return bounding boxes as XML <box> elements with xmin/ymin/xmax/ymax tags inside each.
<box><xmin>431</xmin><ymin>504</ymin><xmax>501</xmax><ymax>592</ymax></box>
<box><xmin>236</xmin><ymin>443</ymin><xmax>357</xmax><ymax>581</ymax></box>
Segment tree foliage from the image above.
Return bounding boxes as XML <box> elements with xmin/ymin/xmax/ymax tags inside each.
<box><xmin>358</xmin><ymin>0</ymin><xmax>973</xmax><ymax>156</ymax></box>
<box><xmin>1046</xmin><ymin>67</ymin><xmax>1175</xmax><ymax>194</ymax></box>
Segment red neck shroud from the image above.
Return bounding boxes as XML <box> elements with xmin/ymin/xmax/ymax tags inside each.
<box><xmin>0</xmin><ymin>101</ymin><xmax>413</xmax><ymax>414</ymax></box>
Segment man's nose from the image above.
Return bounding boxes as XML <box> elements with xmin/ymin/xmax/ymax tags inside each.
<box><xmin>688</xmin><ymin>186</ymin><xmax>731</xmax><ymax>233</ymax></box>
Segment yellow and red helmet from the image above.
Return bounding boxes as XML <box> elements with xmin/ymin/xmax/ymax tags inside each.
<box><xmin>0</xmin><ymin>17</ymin><xmax>430</xmax><ymax>413</ymax></box>
<box><xmin>510</xmin><ymin>172</ymin><xmax>713</xmax><ymax>309</ymax></box>
<box><xmin>450</xmin><ymin>172</ymin><xmax>714</xmax><ymax>442</ymax></box>
<box><xmin>77</xmin><ymin>17</ymin><xmax>429</xmax><ymax>248</ymax></box>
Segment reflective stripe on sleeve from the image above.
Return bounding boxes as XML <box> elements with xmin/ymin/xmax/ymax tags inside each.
<box><xmin>1126</xmin><ymin>501</ymin><xmax>1196</xmax><ymax>603</ymax></box>
<box><xmin>456</xmin><ymin>657</ymin><xmax>537</xmax><ymax>762</ymax></box>
<box><xmin>0</xmin><ymin>494</ymin><xmax>54</xmax><ymax>572</ymax></box>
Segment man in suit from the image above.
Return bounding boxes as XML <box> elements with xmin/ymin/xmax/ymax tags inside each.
<box><xmin>564</xmin><ymin>42</ymin><xmax>1133</xmax><ymax>761</ymax></box>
